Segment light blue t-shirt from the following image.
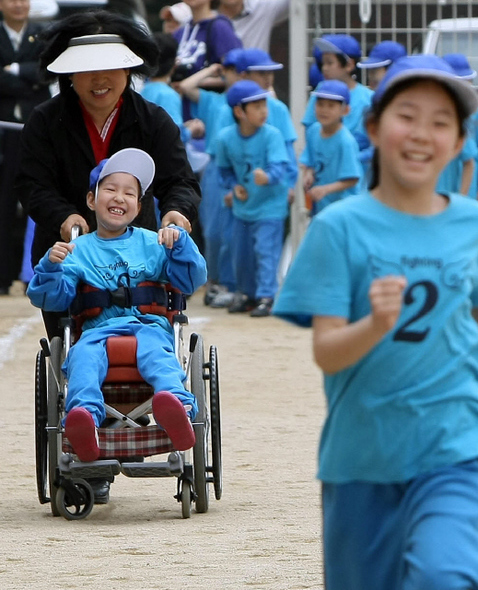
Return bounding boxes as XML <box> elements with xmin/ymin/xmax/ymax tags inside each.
<box><xmin>194</xmin><ymin>89</ymin><xmax>227</xmax><ymax>155</ymax></box>
<box><xmin>273</xmin><ymin>192</ymin><xmax>478</xmax><ymax>484</ymax></box>
<box><xmin>437</xmin><ymin>133</ymin><xmax>478</xmax><ymax>198</ymax></box>
<box><xmin>140</xmin><ymin>81</ymin><xmax>191</xmax><ymax>144</ymax></box>
<box><xmin>300</xmin><ymin>123</ymin><xmax>362</xmax><ymax>214</ymax></box>
<box><xmin>216</xmin><ymin>123</ymin><xmax>289</xmax><ymax>221</ymax></box>
<box><xmin>302</xmin><ymin>82</ymin><xmax>373</xmax><ymax>151</ymax></box>
<box><xmin>27</xmin><ymin>227</ymin><xmax>207</xmax><ymax>332</ymax></box>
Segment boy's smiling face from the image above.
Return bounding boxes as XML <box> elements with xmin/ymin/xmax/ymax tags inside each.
<box><xmin>87</xmin><ymin>172</ymin><xmax>141</xmax><ymax>239</ymax></box>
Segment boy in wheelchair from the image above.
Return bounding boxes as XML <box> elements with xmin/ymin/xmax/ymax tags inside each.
<box><xmin>27</xmin><ymin>148</ymin><xmax>207</xmax><ymax>463</ymax></box>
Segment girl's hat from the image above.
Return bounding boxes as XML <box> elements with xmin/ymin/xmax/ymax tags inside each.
<box><xmin>314</xmin><ymin>34</ymin><xmax>361</xmax><ymax>60</ymax></box>
<box><xmin>89</xmin><ymin>148</ymin><xmax>155</xmax><ymax>197</ymax></box>
<box><xmin>373</xmin><ymin>54</ymin><xmax>478</xmax><ymax>117</ymax></box>
<box><xmin>47</xmin><ymin>34</ymin><xmax>144</xmax><ymax>74</ymax></box>
<box><xmin>357</xmin><ymin>40</ymin><xmax>407</xmax><ymax>69</ymax></box>
<box><xmin>226</xmin><ymin>80</ymin><xmax>270</xmax><ymax>107</ymax></box>
<box><xmin>312</xmin><ymin>80</ymin><xmax>350</xmax><ymax>104</ymax></box>
<box><xmin>442</xmin><ymin>53</ymin><xmax>477</xmax><ymax>80</ymax></box>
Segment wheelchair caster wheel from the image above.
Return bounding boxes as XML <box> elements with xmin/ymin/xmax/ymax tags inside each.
<box><xmin>56</xmin><ymin>478</ymin><xmax>95</xmax><ymax>520</ymax></box>
<box><xmin>181</xmin><ymin>482</ymin><xmax>192</xmax><ymax>519</ymax></box>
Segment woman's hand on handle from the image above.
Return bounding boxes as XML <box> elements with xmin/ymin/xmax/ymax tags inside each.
<box><xmin>60</xmin><ymin>215</ymin><xmax>89</xmax><ymax>242</ymax></box>
<box><xmin>161</xmin><ymin>211</ymin><xmax>192</xmax><ymax>233</ymax></box>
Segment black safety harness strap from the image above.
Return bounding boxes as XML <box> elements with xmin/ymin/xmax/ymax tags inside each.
<box><xmin>71</xmin><ymin>284</ymin><xmax>186</xmax><ymax>316</ymax></box>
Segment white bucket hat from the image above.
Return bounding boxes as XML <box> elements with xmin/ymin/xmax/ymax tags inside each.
<box><xmin>47</xmin><ymin>34</ymin><xmax>144</xmax><ymax>74</ymax></box>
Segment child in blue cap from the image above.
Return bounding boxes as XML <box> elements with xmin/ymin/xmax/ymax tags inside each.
<box><xmin>357</xmin><ymin>40</ymin><xmax>407</xmax><ymax>90</ymax></box>
<box><xmin>27</xmin><ymin>148</ymin><xmax>207</xmax><ymax>460</ymax></box>
<box><xmin>302</xmin><ymin>34</ymin><xmax>373</xmax><ymax>153</ymax></box>
<box><xmin>300</xmin><ymin>79</ymin><xmax>361</xmax><ymax>216</ymax></box>
<box><xmin>216</xmin><ymin>80</ymin><xmax>289</xmax><ymax>317</ymax></box>
<box><xmin>274</xmin><ymin>55</ymin><xmax>478</xmax><ymax>589</ymax></box>
<box><xmin>202</xmin><ymin>47</ymin><xmax>298</xmax><ymax>309</ymax></box>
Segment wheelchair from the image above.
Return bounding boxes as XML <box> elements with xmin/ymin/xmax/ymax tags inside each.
<box><xmin>34</xmin><ymin>285</ymin><xmax>222</xmax><ymax>521</ymax></box>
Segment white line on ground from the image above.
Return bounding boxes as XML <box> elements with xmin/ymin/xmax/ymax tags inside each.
<box><xmin>0</xmin><ymin>312</ymin><xmax>42</xmax><ymax>370</ymax></box>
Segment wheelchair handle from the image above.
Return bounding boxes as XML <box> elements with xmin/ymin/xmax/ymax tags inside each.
<box><xmin>71</xmin><ymin>225</ymin><xmax>82</xmax><ymax>241</ymax></box>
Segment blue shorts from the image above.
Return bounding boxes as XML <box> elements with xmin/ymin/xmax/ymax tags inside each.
<box><xmin>322</xmin><ymin>459</ymin><xmax>478</xmax><ymax>590</ymax></box>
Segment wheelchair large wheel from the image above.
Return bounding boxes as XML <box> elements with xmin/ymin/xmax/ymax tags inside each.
<box><xmin>35</xmin><ymin>350</ymin><xmax>49</xmax><ymax>504</ymax></box>
<box><xmin>56</xmin><ymin>478</ymin><xmax>94</xmax><ymax>520</ymax></box>
<box><xmin>190</xmin><ymin>334</ymin><xmax>209</xmax><ymax>514</ymax></box>
<box><xmin>47</xmin><ymin>337</ymin><xmax>64</xmax><ymax>517</ymax></box>
<box><xmin>208</xmin><ymin>345</ymin><xmax>222</xmax><ymax>500</ymax></box>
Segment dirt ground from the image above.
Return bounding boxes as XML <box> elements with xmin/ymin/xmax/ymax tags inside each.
<box><xmin>0</xmin><ymin>282</ymin><xmax>325</xmax><ymax>590</ymax></box>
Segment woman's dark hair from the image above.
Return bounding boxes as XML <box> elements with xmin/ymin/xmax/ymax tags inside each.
<box><xmin>367</xmin><ymin>77</ymin><xmax>468</xmax><ymax>190</ymax></box>
<box><xmin>151</xmin><ymin>32</ymin><xmax>178</xmax><ymax>78</ymax></box>
<box><xmin>39</xmin><ymin>10</ymin><xmax>159</xmax><ymax>93</ymax></box>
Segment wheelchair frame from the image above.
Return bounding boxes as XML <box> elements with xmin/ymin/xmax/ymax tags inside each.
<box><xmin>34</xmin><ymin>313</ymin><xmax>222</xmax><ymax>520</ymax></box>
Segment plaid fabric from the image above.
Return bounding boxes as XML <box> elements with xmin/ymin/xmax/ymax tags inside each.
<box><xmin>63</xmin><ymin>426</ymin><xmax>175</xmax><ymax>458</ymax></box>
<box><xmin>102</xmin><ymin>382</ymin><xmax>154</xmax><ymax>404</ymax></box>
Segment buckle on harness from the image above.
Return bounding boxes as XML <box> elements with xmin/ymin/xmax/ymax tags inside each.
<box><xmin>109</xmin><ymin>286</ymin><xmax>133</xmax><ymax>308</ymax></box>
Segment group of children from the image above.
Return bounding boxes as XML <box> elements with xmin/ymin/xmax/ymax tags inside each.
<box><xmin>138</xmin><ymin>28</ymin><xmax>478</xmax><ymax>320</ymax></box>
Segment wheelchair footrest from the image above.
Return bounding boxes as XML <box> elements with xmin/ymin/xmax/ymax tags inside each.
<box><xmin>121</xmin><ymin>452</ymin><xmax>183</xmax><ymax>478</ymax></box>
<box><xmin>67</xmin><ymin>459</ymin><xmax>122</xmax><ymax>480</ymax></box>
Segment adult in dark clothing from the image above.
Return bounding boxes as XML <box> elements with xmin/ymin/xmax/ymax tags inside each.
<box><xmin>0</xmin><ymin>0</ymin><xmax>50</xmax><ymax>295</ymax></box>
<box><xmin>16</xmin><ymin>11</ymin><xmax>201</xmax><ymax>338</ymax></box>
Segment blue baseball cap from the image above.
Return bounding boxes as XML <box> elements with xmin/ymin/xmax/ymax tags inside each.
<box><xmin>226</xmin><ymin>80</ymin><xmax>270</xmax><ymax>108</ymax></box>
<box><xmin>89</xmin><ymin>148</ymin><xmax>155</xmax><ymax>198</ymax></box>
<box><xmin>373</xmin><ymin>54</ymin><xmax>478</xmax><ymax>117</ymax></box>
<box><xmin>236</xmin><ymin>48</ymin><xmax>283</xmax><ymax>73</ymax></box>
<box><xmin>223</xmin><ymin>47</ymin><xmax>244</xmax><ymax>69</ymax></box>
<box><xmin>314</xmin><ymin>34</ymin><xmax>361</xmax><ymax>60</ymax></box>
<box><xmin>442</xmin><ymin>53</ymin><xmax>477</xmax><ymax>80</ymax></box>
<box><xmin>357</xmin><ymin>40</ymin><xmax>407</xmax><ymax>69</ymax></box>
<box><xmin>312</xmin><ymin>80</ymin><xmax>350</xmax><ymax>104</ymax></box>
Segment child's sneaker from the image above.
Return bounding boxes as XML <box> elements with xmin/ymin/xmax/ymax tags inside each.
<box><xmin>65</xmin><ymin>408</ymin><xmax>100</xmax><ymax>462</ymax></box>
<box><xmin>152</xmin><ymin>391</ymin><xmax>196</xmax><ymax>451</ymax></box>
<box><xmin>228</xmin><ymin>292</ymin><xmax>256</xmax><ymax>313</ymax></box>
<box><xmin>203</xmin><ymin>283</ymin><xmax>220</xmax><ymax>306</ymax></box>
<box><xmin>250</xmin><ymin>297</ymin><xmax>274</xmax><ymax>317</ymax></box>
<box><xmin>210</xmin><ymin>289</ymin><xmax>235</xmax><ymax>308</ymax></box>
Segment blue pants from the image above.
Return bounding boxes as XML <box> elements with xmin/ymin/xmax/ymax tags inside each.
<box><xmin>218</xmin><ymin>205</ymin><xmax>235</xmax><ymax>292</ymax></box>
<box><xmin>63</xmin><ymin>321</ymin><xmax>198</xmax><ymax>427</ymax></box>
<box><xmin>231</xmin><ymin>217</ymin><xmax>284</xmax><ymax>300</ymax></box>
<box><xmin>322</xmin><ymin>459</ymin><xmax>478</xmax><ymax>590</ymax></box>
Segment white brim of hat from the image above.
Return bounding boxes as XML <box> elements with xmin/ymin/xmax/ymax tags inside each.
<box><xmin>241</xmin><ymin>90</ymin><xmax>271</xmax><ymax>104</ymax></box>
<box><xmin>314</xmin><ymin>38</ymin><xmax>344</xmax><ymax>55</ymax></box>
<box><xmin>381</xmin><ymin>68</ymin><xmax>478</xmax><ymax>117</ymax></box>
<box><xmin>312</xmin><ymin>91</ymin><xmax>347</xmax><ymax>103</ymax></box>
<box><xmin>357</xmin><ymin>58</ymin><xmax>392</xmax><ymax>69</ymax></box>
<box><xmin>247</xmin><ymin>63</ymin><xmax>283</xmax><ymax>71</ymax></box>
<box><xmin>457</xmin><ymin>70</ymin><xmax>477</xmax><ymax>81</ymax></box>
<box><xmin>47</xmin><ymin>34</ymin><xmax>144</xmax><ymax>74</ymax></box>
<box><xmin>99</xmin><ymin>148</ymin><xmax>155</xmax><ymax>196</ymax></box>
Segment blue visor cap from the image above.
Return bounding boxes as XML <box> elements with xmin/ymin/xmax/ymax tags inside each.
<box><xmin>89</xmin><ymin>148</ymin><xmax>155</xmax><ymax>197</ymax></box>
<box><xmin>236</xmin><ymin>48</ymin><xmax>283</xmax><ymax>72</ymax></box>
<box><xmin>226</xmin><ymin>80</ymin><xmax>271</xmax><ymax>107</ymax></box>
<box><xmin>442</xmin><ymin>53</ymin><xmax>477</xmax><ymax>80</ymax></box>
<box><xmin>223</xmin><ymin>47</ymin><xmax>244</xmax><ymax>68</ymax></box>
<box><xmin>314</xmin><ymin>34</ymin><xmax>361</xmax><ymax>59</ymax></box>
<box><xmin>358</xmin><ymin>40</ymin><xmax>407</xmax><ymax>69</ymax></box>
<box><xmin>373</xmin><ymin>54</ymin><xmax>478</xmax><ymax>118</ymax></box>
<box><xmin>312</xmin><ymin>79</ymin><xmax>350</xmax><ymax>104</ymax></box>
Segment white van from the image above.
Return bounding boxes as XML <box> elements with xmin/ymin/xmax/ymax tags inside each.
<box><xmin>423</xmin><ymin>18</ymin><xmax>478</xmax><ymax>82</ymax></box>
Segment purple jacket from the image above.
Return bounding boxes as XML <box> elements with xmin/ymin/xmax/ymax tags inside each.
<box><xmin>174</xmin><ymin>15</ymin><xmax>242</xmax><ymax>74</ymax></box>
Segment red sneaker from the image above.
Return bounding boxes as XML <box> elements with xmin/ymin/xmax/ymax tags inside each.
<box><xmin>152</xmin><ymin>391</ymin><xmax>196</xmax><ymax>451</ymax></box>
<box><xmin>65</xmin><ymin>408</ymin><xmax>100</xmax><ymax>462</ymax></box>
